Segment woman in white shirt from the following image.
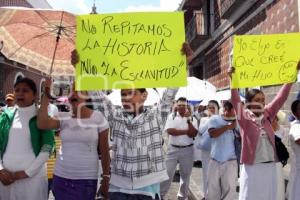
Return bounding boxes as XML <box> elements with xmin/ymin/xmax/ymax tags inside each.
<box><xmin>288</xmin><ymin>99</ymin><xmax>300</xmax><ymax>200</ymax></box>
<box><xmin>37</xmin><ymin>80</ymin><xmax>110</xmax><ymax>200</ymax></box>
<box><xmin>0</xmin><ymin>78</ymin><xmax>54</xmax><ymax>200</ymax></box>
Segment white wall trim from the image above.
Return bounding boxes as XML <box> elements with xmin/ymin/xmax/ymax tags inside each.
<box><xmin>14</xmin><ymin>72</ymin><xmax>25</xmax><ymax>84</ymax></box>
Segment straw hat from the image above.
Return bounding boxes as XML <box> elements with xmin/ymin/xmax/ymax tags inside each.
<box><xmin>276</xmin><ymin>110</ymin><xmax>286</xmax><ymax>123</ymax></box>
<box><xmin>5</xmin><ymin>93</ymin><xmax>14</xmax><ymax>101</ymax></box>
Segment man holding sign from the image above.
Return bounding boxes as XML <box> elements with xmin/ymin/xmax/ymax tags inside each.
<box><xmin>71</xmin><ymin>40</ymin><xmax>192</xmax><ymax>200</ymax></box>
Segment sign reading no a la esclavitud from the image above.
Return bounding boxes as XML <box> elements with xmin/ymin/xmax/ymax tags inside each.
<box><xmin>232</xmin><ymin>33</ymin><xmax>300</xmax><ymax>89</ymax></box>
<box><xmin>75</xmin><ymin>12</ymin><xmax>187</xmax><ymax>90</ymax></box>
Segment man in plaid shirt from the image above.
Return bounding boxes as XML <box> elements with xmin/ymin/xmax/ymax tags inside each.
<box><xmin>71</xmin><ymin>43</ymin><xmax>193</xmax><ymax>200</ymax></box>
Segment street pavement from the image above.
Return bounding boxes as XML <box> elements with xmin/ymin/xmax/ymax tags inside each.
<box><xmin>188</xmin><ymin>161</ymin><xmax>239</xmax><ymax>200</ymax></box>
<box><xmin>48</xmin><ymin>180</ymin><xmax>194</xmax><ymax>200</ymax></box>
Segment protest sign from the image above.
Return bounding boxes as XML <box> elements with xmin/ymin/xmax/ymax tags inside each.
<box><xmin>75</xmin><ymin>12</ymin><xmax>187</xmax><ymax>90</ymax></box>
<box><xmin>232</xmin><ymin>33</ymin><xmax>300</xmax><ymax>88</ymax></box>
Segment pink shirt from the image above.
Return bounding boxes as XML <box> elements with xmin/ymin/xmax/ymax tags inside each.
<box><xmin>231</xmin><ymin>84</ymin><xmax>292</xmax><ymax>165</ymax></box>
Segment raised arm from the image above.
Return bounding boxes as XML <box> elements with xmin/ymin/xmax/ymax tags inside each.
<box><xmin>265</xmin><ymin>60</ymin><xmax>300</xmax><ymax>119</ymax></box>
<box><xmin>265</xmin><ymin>83</ymin><xmax>292</xmax><ymax>120</ymax></box>
<box><xmin>159</xmin><ymin>88</ymin><xmax>179</xmax><ymax>127</ymax></box>
<box><xmin>228</xmin><ymin>67</ymin><xmax>247</xmax><ymax>128</ymax></box>
<box><xmin>37</xmin><ymin>80</ymin><xmax>60</xmax><ymax>130</ymax></box>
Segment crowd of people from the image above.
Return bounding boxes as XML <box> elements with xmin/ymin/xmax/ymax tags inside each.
<box><xmin>0</xmin><ymin>43</ymin><xmax>299</xmax><ymax>200</ymax></box>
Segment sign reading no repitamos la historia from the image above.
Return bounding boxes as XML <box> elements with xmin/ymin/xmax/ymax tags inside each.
<box><xmin>75</xmin><ymin>12</ymin><xmax>187</xmax><ymax>90</ymax></box>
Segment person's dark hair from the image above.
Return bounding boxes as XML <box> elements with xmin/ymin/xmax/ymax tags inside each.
<box><xmin>223</xmin><ymin>100</ymin><xmax>233</xmax><ymax>110</ymax></box>
<box><xmin>137</xmin><ymin>88</ymin><xmax>146</xmax><ymax>93</ymax></box>
<box><xmin>85</xmin><ymin>98</ymin><xmax>94</xmax><ymax>110</ymax></box>
<box><xmin>291</xmin><ymin>99</ymin><xmax>300</xmax><ymax>117</ymax></box>
<box><xmin>208</xmin><ymin>100</ymin><xmax>220</xmax><ymax>110</ymax></box>
<box><xmin>177</xmin><ymin>97</ymin><xmax>187</xmax><ymax>102</ymax></box>
<box><xmin>14</xmin><ymin>77</ymin><xmax>37</xmax><ymax>95</ymax></box>
<box><xmin>245</xmin><ymin>89</ymin><xmax>263</xmax><ymax>103</ymax></box>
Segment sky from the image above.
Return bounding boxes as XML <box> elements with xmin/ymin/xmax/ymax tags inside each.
<box><xmin>47</xmin><ymin>0</ymin><xmax>183</xmax><ymax>14</ymax></box>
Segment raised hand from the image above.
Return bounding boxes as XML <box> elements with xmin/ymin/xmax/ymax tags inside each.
<box><xmin>181</xmin><ymin>42</ymin><xmax>194</xmax><ymax>64</ymax></box>
<box><xmin>41</xmin><ymin>78</ymin><xmax>52</xmax><ymax>98</ymax></box>
<box><xmin>71</xmin><ymin>49</ymin><xmax>80</xmax><ymax>66</ymax></box>
<box><xmin>227</xmin><ymin>67</ymin><xmax>236</xmax><ymax>79</ymax></box>
<box><xmin>184</xmin><ymin>109</ymin><xmax>191</xmax><ymax>118</ymax></box>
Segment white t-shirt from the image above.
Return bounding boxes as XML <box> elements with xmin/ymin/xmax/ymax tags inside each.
<box><xmin>254</xmin><ymin>117</ymin><xmax>274</xmax><ymax>163</ymax></box>
<box><xmin>254</xmin><ymin>129</ymin><xmax>275</xmax><ymax>163</ymax></box>
<box><xmin>275</xmin><ymin>126</ymin><xmax>285</xmax><ymax>139</ymax></box>
<box><xmin>289</xmin><ymin>120</ymin><xmax>300</xmax><ymax>170</ymax></box>
<box><xmin>164</xmin><ymin>113</ymin><xmax>198</xmax><ymax>146</ymax></box>
<box><xmin>54</xmin><ymin>111</ymin><xmax>109</xmax><ymax>180</ymax></box>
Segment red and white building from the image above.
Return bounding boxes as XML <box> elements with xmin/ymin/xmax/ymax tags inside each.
<box><xmin>0</xmin><ymin>0</ymin><xmax>55</xmax><ymax>103</ymax></box>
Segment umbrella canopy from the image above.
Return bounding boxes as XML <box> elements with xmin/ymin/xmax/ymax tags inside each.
<box><xmin>0</xmin><ymin>7</ymin><xmax>75</xmax><ymax>76</ymax></box>
<box><xmin>107</xmin><ymin>89</ymin><xmax>161</xmax><ymax>106</ymax></box>
<box><xmin>175</xmin><ymin>77</ymin><xmax>216</xmax><ymax>102</ymax></box>
<box><xmin>215</xmin><ymin>89</ymin><xmax>245</xmax><ymax>103</ymax></box>
<box><xmin>199</xmin><ymin>89</ymin><xmax>245</xmax><ymax>106</ymax></box>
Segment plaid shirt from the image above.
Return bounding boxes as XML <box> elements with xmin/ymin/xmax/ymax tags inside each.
<box><xmin>90</xmin><ymin>89</ymin><xmax>177</xmax><ymax>187</ymax></box>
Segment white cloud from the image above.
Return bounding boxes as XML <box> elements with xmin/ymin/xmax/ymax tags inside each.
<box><xmin>160</xmin><ymin>0</ymin><xmax>182</xmax><ymax>10</ymax></box>
<box><xmin>76</xmin><ymin>0</ymin><xmax>90</xmax><ymax>13</ymax></box>
<box><xmin>48</xmin><ymin>0</ymin><xmax>90</xmax><ymax>14</ymax></box>
<box><xmin>124</xmin><ymin>0</ymin><xmax>182</xmax><ymax>12</ymax></box>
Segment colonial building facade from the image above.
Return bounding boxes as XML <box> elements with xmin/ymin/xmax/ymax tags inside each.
<box><xmin>0</xmin><ymin>0</ymin><xmax>51</xmax><ymax>103</ymax></box>
<box><xmin>182</xmin><ymin>0</ymin><xmax>300</xmax><ymax>109</ymax></box>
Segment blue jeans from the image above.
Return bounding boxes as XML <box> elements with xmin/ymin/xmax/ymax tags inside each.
<box><xmin>109</xmin><ymin>192</ymin><xmax>159</xmax><ymax>200</ymax></box>
<box><xmin>53</xmin><ymin>175</ymin><xmax>97</xmax><ymax>200</ymax></box>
